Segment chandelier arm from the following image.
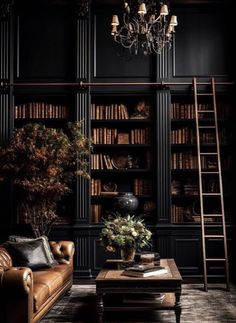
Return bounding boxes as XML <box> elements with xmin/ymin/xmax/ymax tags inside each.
<box><xmin>150</xmin><ymin>14</ymin><xmax>161</xmax><ymax>25</ymax></box>
<box><xmin>123</xmin><ymin>12</ymin><xmax>129</xmax><ymax>27</ymax></box>
<box><xmin>132</xmin><ymin>17</ymin><xmax>141</xmax><ymax>31</ymax></box>
<box><xmin>120</xmin><ymin>37</ymin><xmax>137</xmax><ymax>49</ymax></box>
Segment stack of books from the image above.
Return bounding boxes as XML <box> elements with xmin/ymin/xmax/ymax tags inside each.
<box><xmin>122</xmin><ymin>264</ymin><xmax>168</xmax><ymax>277</ymax></box>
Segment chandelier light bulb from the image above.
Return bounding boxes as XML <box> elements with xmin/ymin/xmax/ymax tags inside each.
<box><xmin>110</xmin><ymin>1</ymin><xmax>177</xmax><ymax>55</ymax></box>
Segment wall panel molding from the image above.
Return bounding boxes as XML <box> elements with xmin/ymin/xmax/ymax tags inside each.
<box><xmin>76</xmin><ymin>18</ymin><xmax>89</xmax><ymax>80</ymax></box>
<box><xmin>156</xmin><ymin>90</ymin><xmax>171</xmax><ymax>223</ymax></box>
<box><xmin>75</xmin><ymin>92</ymin><xmax>90</xmax><ymax>223</ymax></box>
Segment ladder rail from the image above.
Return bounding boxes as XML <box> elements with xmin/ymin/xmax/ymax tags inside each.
<box><xmin>211</xmin><ymin>78</ymin><xmax>230</xmax><ymax>290</ymax></box>
<box><xmin>193</xmin><ymin>77</ymin><xmax>208</xmax><ymax>291</ymax></box>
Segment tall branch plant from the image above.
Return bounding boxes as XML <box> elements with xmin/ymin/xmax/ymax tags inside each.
<box><xmin>0</xmin><ymin>122</ymin><xmax>91</xmax><ymax>237</ymax></box>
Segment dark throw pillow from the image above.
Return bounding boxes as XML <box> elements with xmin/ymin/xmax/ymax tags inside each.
<box><xmin>8</xmin><ymin>235</ymin><xmax>56</xmax><ymax>266</ymax></box>
<box><xmin>6</xmin><ymin>239</ymin><xmax>53</xmax><ymax>270</ymax></box>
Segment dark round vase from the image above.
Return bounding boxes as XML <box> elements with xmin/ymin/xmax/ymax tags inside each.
<box><xmin>112</xmin><ymin>192</ymin><xmax>138</xmax><ymax>214</ymax></box>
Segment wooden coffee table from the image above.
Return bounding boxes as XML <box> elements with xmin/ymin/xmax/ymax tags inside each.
<box><xmin>95</xmin><ymin>258</ymin><xmax>182</xmax><ymax>323</ymax></box>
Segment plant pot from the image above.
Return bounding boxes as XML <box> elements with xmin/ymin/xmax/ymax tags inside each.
<box><xmin>121</xmin><ymin>248</ymin><xmax>136</xmax><ymax>261</ymax></box>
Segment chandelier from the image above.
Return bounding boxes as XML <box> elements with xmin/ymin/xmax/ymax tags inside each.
<box><xmin>111</xmin><ymin>1</ymin><xmax>178</xmax><ymax>55</ymax></box>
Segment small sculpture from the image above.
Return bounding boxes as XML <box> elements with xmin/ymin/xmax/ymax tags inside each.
<box><xmin>130</xmin><ymin>101</ymin><xmax>150</xmax><ymax>119</ymax></box>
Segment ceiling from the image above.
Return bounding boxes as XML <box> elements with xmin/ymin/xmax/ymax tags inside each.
<box><xmin>92</xmin><ymin>0</ymin><xmax>232</xmax><ymax>5</ymax></box>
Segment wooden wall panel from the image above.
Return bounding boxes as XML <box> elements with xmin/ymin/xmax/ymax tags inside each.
<box><xmin>174</xmin><ymin>237</ymin><xmax>201</xmax><ymax>274</ymax></box>
<box><xmin>92</xmin><ymin>7</ymin><xmax>153</xmax><ymax>79</ymax></box>
<box><xmin>15</xmin><ymin>6</ymin><xmax>75</xmax><ymax>80</ymax></box>
<box><xmin>172</xmin><ymin>9</ymin><xmax>231</xmax><ymax>78</ymax></box>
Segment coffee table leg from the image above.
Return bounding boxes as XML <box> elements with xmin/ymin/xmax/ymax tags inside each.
<box><xmin>97</xmin><ymin>293</ymin><xmax>104</xmax><ymax>323</ymax></box>
<box><xmin>175</xmin><ymin>292</ymin><xmax>181</xmax><ymax>323</ymax></box>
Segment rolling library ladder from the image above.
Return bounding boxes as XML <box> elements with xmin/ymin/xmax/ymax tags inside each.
<box><xmin>193</xmin><ymin>77</ymin><xmax>230</xmax><ymax>291</ymax></box>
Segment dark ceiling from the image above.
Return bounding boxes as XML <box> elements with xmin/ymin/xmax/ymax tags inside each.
<box><xmin>92</xmin><ymin>0</ymin><xmax>231</xmax><ymax>5</ymax></box>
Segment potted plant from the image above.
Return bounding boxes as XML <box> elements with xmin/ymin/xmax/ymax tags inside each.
<box><xmin>0</xmin><ymin>122</ymin><xmax>91</xmax><ymax>237</ymax></box>
<box><xmin>100</xmin><ymin>212</ymin><xmax>152</xmax><ymax>261</ymax></box>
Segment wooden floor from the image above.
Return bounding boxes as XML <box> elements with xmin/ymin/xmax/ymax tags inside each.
<box><xmin>41</xmin><ymin>283</ymin><xmax>236</xmax><ymax>322</ymax></box>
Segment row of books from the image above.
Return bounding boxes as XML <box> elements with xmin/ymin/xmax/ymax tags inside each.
<box><xmin>171</xmin><ymin>102</ymin><xmax>230</xmax><ymax>119</ymax></box>
<box><xmin>171</xmin><ymin>128</ymin><xmax>229</xmax><ymax>144</ymax></box>
<box><xmin>91</xmin><ymin>178</ymin><xmax>152</xmax><ymax>196</ymax></box>
<box><xmin>91</xmin><ymin>103</ymin><xmax>129</xmax><ymax>120</ymax></box>
<box><xmin>171</xmin><ymin>152</ymin><xmax>198</xmax><ymax>169</ymax></box>
<box><xmin>172</xmin><ymin>153</ymin><xmax>231</xmax><ymax>170</ymax></box>
<box><xmin>14</xmin><ymin>102</ymin><xmax>68</xmax><ymax>119</ymax></box>
<box><xmin>92</xmin><ymin>128</ymin><xmax>151</xmax><ymax>145</ymax></box>
<box><xmin>171</xmin><ymin>128</ymin><xmax>195</xmax><ymax>144</ymax></box>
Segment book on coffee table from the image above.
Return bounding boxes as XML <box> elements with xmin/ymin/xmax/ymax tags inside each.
<box><xmin>122</xmin><ymin>264</ymin><xmax>168</xmax><ymax>277</ymax></box>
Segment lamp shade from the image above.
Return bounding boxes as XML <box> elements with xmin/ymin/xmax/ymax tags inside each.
<box><xmin>160</xmin><ymin>4</ymin><xmax>168</xmax><ymax>16</ymax></box>
<box><xmin>111</xmin><ymin>15</ymin><xmax>119</xmax><ymax>26</ymax></box>
<box><xmin>138</xmin><ymin>3</ymin><xmax>147</xmax><ymax>15</ymax></box>
<box><xmin>170</xmin><ymin>15</ymin><xmax>178</xmax><ymax>26</ymax></box>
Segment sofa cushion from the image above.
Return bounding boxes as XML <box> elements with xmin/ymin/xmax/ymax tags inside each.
<box><xmin>45</xmin><ymin>263</ymin><xmax>73</xmax><ymax>283</ymax></box>
<box><xmin>33</xmin><ymin>270</ymin><xmax>63</xmax><ymax>311</ymax></box>
<box><xmin>9</xmin><ymin>235</ymin><xmax>56</xmax><ymax>266</ymax></box>
<box><xmin>33</xmin><ymin>282</ymin><xmax>50</xmax><ymax>312</ymax></box>
<box><xmin>5</xmin><ymin>240</ymin><xmax>53</xmax><ymax>270</ymax></box>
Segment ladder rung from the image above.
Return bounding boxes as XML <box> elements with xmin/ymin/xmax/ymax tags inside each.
<box><xmin>200</xmin><ymin>153</ymin><xmax>218</xmax><ymax>155</ymax></box>
<box><xmin>201</xmin><ymin>171</ymin><xmax>219</xmax><ymax>174</ymax></box>
<box><xmin>203</xmin><ymin>214</ymin><xmax>223</xmax><ymax>217</ymax></box>
<box><xmin>205</xmin><ymin>258</ymin><xmax>226</xmax><ymax>261</ymax></box>
<box><xmin>197</xmin><ymin>93</ymin><xmax>213</xmax><ymax>96</ymax></box>
<box><xmin>197</xmin><ymin>110</ymin><xmax>214</xmax><ymax>113</ymax></box>
<box><xmin>198</xmin><ymin>126</ymin><xmax>216</xmax><ymax>129</ymax></box>
<box><xmin>205</xmin><ymin>235</ymin><xmax>224</xmax><ymax>238</ymax></box>
<box><xmin>202</xmin><ymin>193</ymin><xmax>221</xmax><ymax>196</ymax></box>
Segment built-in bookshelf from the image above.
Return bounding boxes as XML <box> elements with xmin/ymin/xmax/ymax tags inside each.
<box><xmin>171</xmin><ymin>94</ymin><xmax>232</xmax><ymax>224</ymax></box>
<box><xmin>13</xmin><ymin>93</ymin><xmax>74</xmax><ymax>225</ymax></box>
<box><xmin>90</xmin><ymin>94</ymin><xmax>156</xmax><ymax>224</ymax></box>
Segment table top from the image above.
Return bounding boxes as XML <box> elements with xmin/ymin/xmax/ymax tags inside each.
<box><xmin>96</xmin><ymin>259</ymin><xmax>182</xmax><ymax>286</ymax></box>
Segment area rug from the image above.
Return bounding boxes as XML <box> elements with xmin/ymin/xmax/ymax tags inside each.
<box><xmin>41</xmin><ymin>284</ymin><xmax>236</xmax><ymax>323</ymax></box>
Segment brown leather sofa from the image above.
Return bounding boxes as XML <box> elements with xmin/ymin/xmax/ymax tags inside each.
<box><xmin>0</xmin><ymin>240</ymin><xmax>74</xmax><ymax>323</ymax></box>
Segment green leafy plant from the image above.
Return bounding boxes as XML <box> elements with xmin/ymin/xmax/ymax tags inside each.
<box><xmin>0</xmin><ymin>122</ymin><xmax>92</xmax><ymax>237</ymax></box>
<box><xmin>100</xmin><ymin>212</ymin><xmax>152</xmax><ymax>252</ymax></box>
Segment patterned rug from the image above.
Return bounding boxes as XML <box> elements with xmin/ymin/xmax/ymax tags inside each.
<box><xmin>41</xmin><ymin>284</ymin><xmax>236</xmax><ymax>323</ymax></box>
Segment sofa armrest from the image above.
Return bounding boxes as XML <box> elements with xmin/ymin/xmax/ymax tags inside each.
<box><xmin>49</xmin><ymin>241</ymin><xmax>75</xmax><ymax>265</ymax></box>
<box><xmin>0</xmin><ymin>267</ymin><xmax>33</xmax><ymax>323</ymax></box>
<box><xmin>1</xmin><ymin>267</ymin><xmax>33</xmax><ymax>295</ymax></box>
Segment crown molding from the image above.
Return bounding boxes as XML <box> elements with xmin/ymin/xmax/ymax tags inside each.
<box><xmin>0</xmin><ymin>0</ymin><xmax>13</xmax><ymax>19</ymax></box>
<box><xmin>75</xmin><ymin>0</ymin><xmax>89</xmax><ymax>17</ymax></box>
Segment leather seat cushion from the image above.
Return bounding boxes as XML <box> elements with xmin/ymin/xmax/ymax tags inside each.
<box><xmin>50</xmin><ymin>264</ymin><xmax>73</xmax><ymax>283</ymax></box>
<box><xmin>33</xmin><ymin>271</ymin><xmax>63</xmax><ymax>311</ymax></box>
<box><xmin>33</xmin><ymin>282</ymin><xmax>50</xmax><ymax>312</ymax></box>
<box><xmin>37</xmin><ymin>263</ymin><xmax>73</xmax><ymax>283</ymax></box>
